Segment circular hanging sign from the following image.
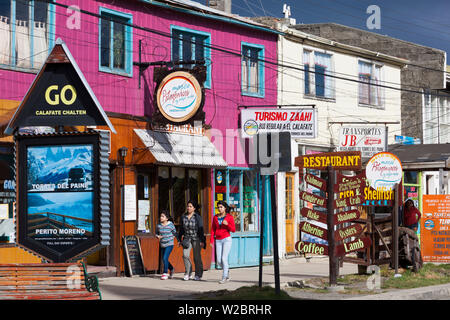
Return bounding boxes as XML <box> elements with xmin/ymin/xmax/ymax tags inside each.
<box><xmin>365</xmin><ymin>152</ymin><xmax>402</xmax><ymax>190</ymax></box>
<box><xmin>156</xmin><ymin>71</ymin><xmax>202</xmax><ymax>123</ymax></box>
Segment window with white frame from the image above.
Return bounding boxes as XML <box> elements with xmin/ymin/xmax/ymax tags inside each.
<box><xmin>241</xmin><ymin>43</ymin><xmax>264</xmax><ymax>97</ymax></box>
<box><xmin>358</xmin><ymin>60</ymin><xmax>383</xmax><ymax>107</ymax></box>
<box><xmin>171</xmin><ymin>26</ymin><xmax>211</xmax><ymax>88</ymax></box>
<box><xmin>303</xmin><ymin>50</ymin><xmax>334</xmax><ymax>99</ymax></box>
<box><xmin>423</xmin><ymin>90</ymin><xmax>450</xmax><ymax>144</ymax></box>
<box><xmin>0</xmin><ymin>0</ymin><xmax>53</xmax><ymax>70</ymax></box>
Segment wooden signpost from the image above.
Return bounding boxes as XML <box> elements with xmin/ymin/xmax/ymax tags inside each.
<box><xmin>295</xmin><ymin>151</ymin><xmax>371</xmax><ymax>286</ymax></box>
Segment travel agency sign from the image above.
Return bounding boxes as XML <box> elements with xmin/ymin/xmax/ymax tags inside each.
<box><xmin>240</xmin><ymin>108</ymin><xmax>317</xmax><ymax>138</ymax></box>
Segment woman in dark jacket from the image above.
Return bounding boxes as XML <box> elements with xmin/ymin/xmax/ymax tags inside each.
<box><xmin>177</xmin><ymin>200</ymin><xmax>206</xmax><ymax>281</ymax></box>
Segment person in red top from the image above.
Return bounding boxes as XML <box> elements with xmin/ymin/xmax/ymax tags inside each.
<box><xmin>210</xmin><ymin>201</ymin><xmax>235</xmax><ymax>284</ymax></box>
<box><xmin>403</xmin><ymin>199</ymin><xmax>421</xmax><ymax>232</ymax></box>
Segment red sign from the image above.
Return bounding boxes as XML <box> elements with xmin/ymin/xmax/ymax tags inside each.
<box><xmin>334</xmin><ymin>209</ymin><xmax>360</xmax><ymax>225</ymax></box>
<box><xmin>335</xmin><ymin>224</ymin><xmax>363</xmax><ymax>242</ymax></box>
<box><xmin>334</xmin><ymin>195</ymin><xmax>365</xmax><ymax>209</ymax></box>
<box><xmin>304</xmin><ymin>173</ymin><xmax>327</xmax><ymax>191</ymax></box>
<box><xmin>295</xmin><ymin>241</ymin><xmax>329</xmax><ymax>255</ymax></box>
<box><xmin>300</xmin><ymin>222</ymin><xmax>328</xmax><ymax>240</ymax></box>
<box><xmin>300</xmin><ymin>191</ymin><xmax>327</xmax><ymax>208</ymax></box>
<box><xmin>300</xmin><ymin>207</ymin><xmax>327</xmax><ymax>224</ymax></box>
<box><xmin>334</xmin><ymin>237</ymin><xmax>371</xmax><ymax>257</ymax></box>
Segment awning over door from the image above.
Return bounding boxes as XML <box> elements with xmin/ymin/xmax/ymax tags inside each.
<box><xmin>134</xmin><ymin>129</ymin><xmax>227</xmax><ymax>168</ymax></box>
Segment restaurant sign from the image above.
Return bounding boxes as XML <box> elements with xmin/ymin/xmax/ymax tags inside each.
<box><xmin>295</xmin><ymin>151</ymin><xmax>362</xmax><ymax>171</ymax></box>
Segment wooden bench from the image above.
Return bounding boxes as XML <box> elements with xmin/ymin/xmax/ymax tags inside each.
<box><xmin>0</xmin><ymin>262</ymin><xmax>101</xmax><ymax>300</ymax></box>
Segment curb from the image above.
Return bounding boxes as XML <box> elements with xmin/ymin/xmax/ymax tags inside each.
<box><xmin>344</xmin><ymin>283</ymin><xmax>450</xmax><ymax>300</ymax></box>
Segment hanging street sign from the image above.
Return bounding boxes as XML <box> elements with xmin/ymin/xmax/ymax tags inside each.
<box><xmin>304</xmin><ymin>173</ymin><xmax>327</xmax><ymax>191</ymax></box>
<box><xmin>300</xmin><ymin>207</ymin><xmax>328</xmax><ymax>224</ymax></box>
<box><xmin>295</xmin><ymin>240</ymin><xmax>329</xmax><ymax>256</ymax></box>
<box><xmin>335</xmin><ymin>223</ymin><xmax>363</xmax><ymax>242</ymax></box>
<box><xmin>334</xmin><ymin>209</ymin><xmax>361</xmax><ymax>225</ymax></box>
<box><xmin>300</xmin><ymin>191</ymin><xmax>327</xmax><ymax>208</ymax></box>
<box><xmin>335</xmin><ymin>237</ymin><xmax>372</xmax><ymax>257</ymax></box>
<box><xmin>299</xmin><ymin>222</ymin><xmax>328</xmax><ymax>241</ymax></box>
<box><xmin>337</xmin><ymin>126</ymin><xmax>387</xmax><ymax>158</ymax></box>
<box><xmin>295</xmin><ymin>151</ymin><xmax>362</xmax><ymax>171</ymax></box>
<box><xmin>334</xmin><ymin>172</ymin><xmax>366</xmax><ymax>193</ymax></box>
<box><xmin>334</xmin><ymin>194</ymin><xmax>365</xmax><ymax>209</ymax></box>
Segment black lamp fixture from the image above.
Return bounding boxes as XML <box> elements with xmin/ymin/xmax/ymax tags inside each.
<box><xmin>119</xmin><ymin>147</ymin><xmax>128</xmax><ymax>159</ymax></box>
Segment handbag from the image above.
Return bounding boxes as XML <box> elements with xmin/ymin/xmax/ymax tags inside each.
<box><xmin>181</xmin><ymin>237</ymin><xmax>190</xmax><ymax>249</ymax></box>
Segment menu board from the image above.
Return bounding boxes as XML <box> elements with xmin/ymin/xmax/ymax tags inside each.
<box><xmin>421</xmin><ymin>195</ymin><xmax>450</xmax><ymax>263</ymax></box>
<box><xmin>124</xmin><ymin>235</ymin><xmax>146</xmax><ymax>276</ymax></box>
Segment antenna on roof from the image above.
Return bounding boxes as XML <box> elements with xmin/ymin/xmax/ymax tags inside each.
<box><xmin>283</xmin><ymin>4</ymin><xmax>296</xmax><ymax>25</ymax></box>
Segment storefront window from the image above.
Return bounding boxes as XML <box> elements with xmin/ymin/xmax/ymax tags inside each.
<box><xmin>0</xmin><ymin>146</ymin><xmax>15</xmax><ymax>244</ymax></box>
<box><xmin>243</xmin><ymin>170</ymin><xmax>257</xmax><ymax>232</ymax></box>
<box><xmin>229</xmin><ymin>170</ymin><xmax>241</xmax><ymax>232</ymax></box>
<box><xmin>404</xmin><ymin>171</ymin><xmax>418</xmax><ymax>184</ymax></box>
<box><xmin>188</xmin><ymin>169</ymin><xmax>201</xmax><ymax>206</ymax></box>
<box><xmin>137</xmin><ymin>174</ymin><xmax>151</xmax><ymax>233</ymax></box>
<box><xmin>172</xmin><ymin>167</ymin><xmax>186</xmax><ymax>223</ymax></box>
<box><xmin>214</xmin><ymin>169</ymin><xmax>260</xmax><ymax>234</ymax></box>
<box><xmin>158</xmin><ymin>167</ymin><xmax>170</xmax><ymax>214</ymax></box>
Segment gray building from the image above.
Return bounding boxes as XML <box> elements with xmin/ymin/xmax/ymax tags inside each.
<box><xmin>293</xmin><ymin>23</ymin><xmax>448</xmax><ymax>144</ymax></box>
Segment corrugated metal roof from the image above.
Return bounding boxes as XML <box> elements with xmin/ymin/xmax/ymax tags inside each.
<box><xmin>134</xmin><ymin>129</ymin><xmax>227</xmax><ymax>168</ymax></box>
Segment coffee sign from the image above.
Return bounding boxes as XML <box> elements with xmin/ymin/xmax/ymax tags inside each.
<box><xmin>295</xmin><ymin>241</ymin><xmax>329</xmax><ymax>255</ymax></box>
<box><xmin>156</xmin><ymin>71</ymin><xmax>203</xmax><ymax>123</ymax></box>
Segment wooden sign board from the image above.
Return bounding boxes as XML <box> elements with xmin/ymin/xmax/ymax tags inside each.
<box><xmin>300</xmin><ymin>191</ymin><xmax>327</xmax><ymax>208</ymax></box>
<box><xmin>124</xmin><ymin>236</ymin><xmax>146</xmax><ymax>277</ymax></box>
<box><xmin>295</xmin><ymin>240</ymin><xmax>329</xmax><ymax>255</ymax></box>
<box><xmin>295</xmin><ymin>151</ymin><xmax>362</xmax><ymax>171</ymax></box>
<box><xmin>334</xmin><ymin>209</ymin><xmax>360</xmax><ymax>225</ymax></box>
<box><xmin>334</xmin><ymin>236</ymin><xmax>371</xmax><ymax>257</ymax></box>
<box><xmin>335</xmin><ymin>223</ymin><xmax>363</xmax><ymax>242</ymax></box>
<box><xmin>304</xmin><ymin>173</ymin><xmax>327</xmax><ymax>191</ymax></box>
<box><xmin>300</xmin><ymin>207</ymin><xmax>327</xmax><ymax>224</ymax></box>
<box><xmin>300</xmin><ymin>222</ymin><xmax>328</xmax><ymax>240</ymax></box>
<box><xmin>334</xmin><ymin>194</ymin><xmax>365</xmax><ymax>209</ymax></box>
<box><xmin>334</xmin><ymin>172</ymin><xmax>366</xmax><ymax>193</ymax></box>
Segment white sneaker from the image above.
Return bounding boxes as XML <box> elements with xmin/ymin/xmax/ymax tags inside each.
<box><xmin>219</xmin><ymin>278</ymin><xmax>227</xmax><ymax>284</ymax></box>
<box><xmin>161</xmin><ymin>274</ymin><xmax>168</xmax><ymax>280</ymax></box>
<box><xmin>183</xmin><ymin>274</ymin><xmax>190</xmax><ymax>281</ymax></box>
<box><xmin>189</xmin><ymin>274</ymin><xmax>195</xmax><ymax>280</ymax></box>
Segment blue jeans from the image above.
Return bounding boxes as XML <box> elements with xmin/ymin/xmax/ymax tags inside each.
<box><xmin>161</xmin><ymin>245</ymin><xmax>174</xmax><ymax>274</ymax></box>
<box><xmin>215</xmin><ymin>237</ymin><xmax>232</xmax><ymax>279</ymax></box>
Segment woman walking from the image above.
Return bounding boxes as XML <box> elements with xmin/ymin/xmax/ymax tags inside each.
<box><xmin>177</xmin><ymin>200</ymin><xmax>206</xmax><ymax>281</ymax></box>
<box><xmin>156</xmin><ymin>211</ymin><xmax>177</xmax><ymax>280</ymax></box>
<box><xmin>211</xmin><ymin>201</ymin><xmax>235</xmax><ymax>284</ymax></box>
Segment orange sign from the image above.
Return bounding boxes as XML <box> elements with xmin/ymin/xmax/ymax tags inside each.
<box><xmin>421</xmin><ymin>195</ymin><xmax>450</xmax><ymax>263</ymax></box>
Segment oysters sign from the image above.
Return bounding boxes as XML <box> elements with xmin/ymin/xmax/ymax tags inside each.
<box><xmin>156</xmin><ymin>71</ymin><xmax>203</xmax><ymax>123</ymax></box>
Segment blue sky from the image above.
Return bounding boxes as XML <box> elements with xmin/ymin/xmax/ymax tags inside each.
<box><xmin>225</xmin><ymin>0</ymin><xmax>450</xmax><ymax>57</ymax></box>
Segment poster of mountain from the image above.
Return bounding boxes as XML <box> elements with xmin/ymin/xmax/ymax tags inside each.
<box><xmin>26</xmin><ymin>145</ymin><xmax>94</xmax><ymax>247</ymax></box>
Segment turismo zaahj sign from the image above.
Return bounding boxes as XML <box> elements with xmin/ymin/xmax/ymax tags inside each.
<box><xmin>5</xmin><ymin>39</ymin><xmax>114</xmax><ymax>262</ymax></box>
<box><xmin>240</xmin><ymin>108</ymin><xmax>317</xmax><ymax>138</ymax></box>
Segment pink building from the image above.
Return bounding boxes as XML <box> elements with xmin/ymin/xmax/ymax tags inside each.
<box><xmin>0</xmin><ymin>0</ymin><xmax>278</xmax><ymax>274</ymax></box>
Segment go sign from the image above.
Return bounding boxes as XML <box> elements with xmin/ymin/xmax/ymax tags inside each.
<box><xmin>45</xmin><ymin>85</ymin><xmax>77</xmax><ymax>105</ymax></box>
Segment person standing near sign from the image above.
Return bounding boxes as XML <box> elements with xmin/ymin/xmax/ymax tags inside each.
<box><xmin>211</xmin><ymin>201</ymin><xmax>235</xmax><ymax>284</ymax></box>
<box><xmin>156</xmin><ymin>211</ymin><xmax>177</xmax><ymax>280</ymax></box>
<box><xmin>403</xmin><ymin>199</ymin><xmax>421</xmax><ymax>232</ymax></box>
<box><xmin>178</xmin><ymin>200</ymin><xmax>206</xmax><ymax>281</ymax></box>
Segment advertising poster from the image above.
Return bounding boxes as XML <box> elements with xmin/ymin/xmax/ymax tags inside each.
<box><xmin>25</xmin><ymin>144</ymin><xmax>94</xmax><ymax>254</ymax></box>
<box><xmin>241</xmin><ymin>108</ymin><xmax>317</xmax><ymax>138</ymax></box>
<box><xmin>337</xmin><ymin>126</ymin><xmax>387</xmax><ymax>158</ymax></box>
<box><xmin>421</xmin><ymin>195</ymin><xmax>450</xmax><ymax>263</ymax></box>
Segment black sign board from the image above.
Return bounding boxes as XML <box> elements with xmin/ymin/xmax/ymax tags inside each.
<box><xmin>17</xmin><ymin>133</ymin><xmax>101</xmax><ymax>262</ymax></box>
<box><xmin>124</xmin><ymin>235</ymin><xmax>146</xmax><ymax>277</ymax></box>
<box><xmin>5</xmin><ymin>38</ymin><xmax>115</xmax><ymax>134</ymax></box>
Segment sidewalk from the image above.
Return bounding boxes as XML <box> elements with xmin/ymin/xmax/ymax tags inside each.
<box><xmin>96</xmin><ymin>256</ymin><xmax>450</xmax><ymax>300</ymax></box>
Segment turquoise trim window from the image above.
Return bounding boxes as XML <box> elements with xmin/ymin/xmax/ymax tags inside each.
<box><xmin>99</xmin><ymin>7</ymin><xmax>133</xmax><ymax>77</ymax></box>
<box><xmin>241</xmin><ymin>42</ymin><xmax>265</xmax><ymax>98</ymax></box>
<box><xmin>0</xmin><ymin>0</ymin><xmax>55</xmax><ymax>72</ymax></box>
<box><xmin>170</xmin><ymin>25</ymin><xmax>211</xmax><ymax>88</ymax></box>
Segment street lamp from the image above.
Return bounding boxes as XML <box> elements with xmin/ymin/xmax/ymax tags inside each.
<box><xmin>119</xmin><ymin>147</ymin><xmax>128</xmax><ymax>161</ymax></box>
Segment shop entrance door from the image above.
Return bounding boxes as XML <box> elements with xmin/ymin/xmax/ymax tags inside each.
<box><xmin>285</xmin><ymin>173</ymin><xmax>295</xmax><ymax>254</ymax></box>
